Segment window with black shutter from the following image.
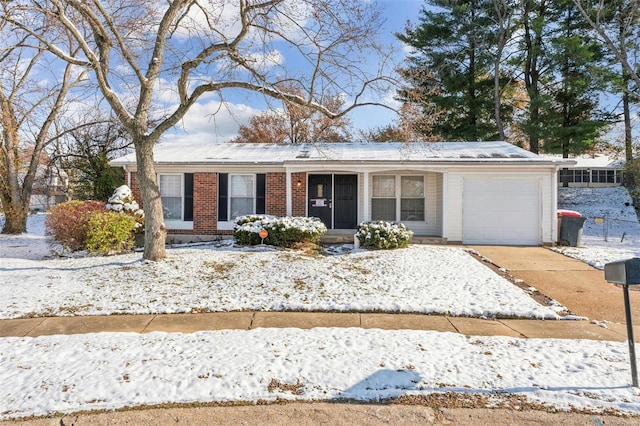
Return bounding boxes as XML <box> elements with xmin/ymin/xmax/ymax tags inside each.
<box><xmin>256</xmin><ymin>174</ymin><xmax>266</xmax><ymax>214</ymax></box>
<box><xmin>218</xmin><ymin>173</ymin><xmax>228</xmax><ymax>221</ymax></box>
<box><xmin>184</xmin><ymin>173</ymin><xmax>194</xmax><ymax>221</ymax></box>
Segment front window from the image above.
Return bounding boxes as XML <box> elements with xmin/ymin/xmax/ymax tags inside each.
<box><xmin>159</xmin><ymin>174</ymin><xmax>182</xmax><ymax>220</ymax></box>
<box><xmin>371</xmin><ymin>175</ymin><xmax>425</xmax><ymax>222</ymax></box>
<box><xmin>230</xmin><ymin>174</ymin><xmax>255</xmax><ymax>219</ymax></box>
<box><xmin>372</xmin><ymin>175</ymin><xmax>396</xmax><ymax>221</ymax></box>
<box><xmin>401</xmin><ymin>176</ymin><xmax>425</xmax><ymax>221</ymax></box>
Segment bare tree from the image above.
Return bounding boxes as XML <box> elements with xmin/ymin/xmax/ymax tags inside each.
<box><xmin>4</xmin><ymin>0</ymin><xmax>394</xmax><ymax>260</ymax></box>
<box><xmin>572</xmin><ymin>0</ymin><xmax>639</xmax><ymax>162</ymax></box>
<box><xmin>0</xmin><ymin>10</ymin><xmax>85</xmax><ymax>234</ymax></box>
<box><xmin>233</xmin><ymin>83</ymin><xmax>351</xmax><ymax>143</ymax></box>
<box><xmin>491</xmin><ymin>0</ymin><xmax>519</xmax><ymax>141</ymax></box>
<box><xmin>572</xmin><ymin>0</ymin><xmax>640</xmax><ymax>97</ymax></box>
<box><xmin>53</xmin><ymin>113</ymin><xmax>133</xmax><ymax>201</ymax></box>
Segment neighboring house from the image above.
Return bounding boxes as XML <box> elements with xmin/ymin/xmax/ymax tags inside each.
<box><xmin>110</xmin><ymin>141</ymin><xmax>571</xmax><ymax>246</ymax></box>
<box><xmin>30</xmin><ymin>173</ymin><xmax>68</xmax><ymax>211</ymax></box>
<box><xmin>542</xmin><ymin>154</ymin><xmax>625</xmax><ymax>188</ymax></box>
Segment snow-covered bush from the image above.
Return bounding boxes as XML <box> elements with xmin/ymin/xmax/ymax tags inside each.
<box><xmin>356</xmin><ymin>220</ymin><xmax>413</xmax><ymax>249</ymax></box>
<box><xmin>234</xmin><ymin>215</ymin><xmax>327</xmax><ymax>247</ymax></box>
<box><xmin>105</xmin><ymin>185</ymin><xmax>144</xmax><ymax>233</ymax></box>
<box><xmin>46</xmin><ymin>200</ymin><xmax>105</xmax><ymax>252</ymax></box>
<box><xmin>85</xmin><ymin>211</ymin><xmax>137</xmax><ymax>255</ymax></box>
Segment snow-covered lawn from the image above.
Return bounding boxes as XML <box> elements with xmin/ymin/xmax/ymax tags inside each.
<box><xmin>2</xmin><ymin>328</ymin><xmax>640</xmax><ymax>419</ymax></box>
<box><xmin>2</xmin><ymin>206</ymin><xmax>640</xmax><ymax>419</ymax></box>
<box><xmin>556</xmin><ymin>187</ymin><xmax>640</xmax><ymax>269</ymax></box>
<box><xmin>0</xmin><ymin>215</ymin><xmax>558</xmax><ymax>320</ymax></box>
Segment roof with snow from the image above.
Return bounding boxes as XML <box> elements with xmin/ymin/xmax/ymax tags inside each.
<box><xmin>539</xmin><ymin>153</ymin><xmax>625</xmax><ymax>169</ymax></box>
<box><xmin>110</xmin><ymin>141</ymin><xmax>571</xmax><ymax>166</ymax></box>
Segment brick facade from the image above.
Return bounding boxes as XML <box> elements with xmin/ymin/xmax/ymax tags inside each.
<box><xmin>129</xmin><ymin>172</ymin><xmax>141</xmax><ymax>207</ymax></box>
<box><xmin>266</xmin><ymin>172</ymin><xmax>286</xmax><ymax>217</ymax></box>
<box><xmin>193</xmin><ymin>172</ymin><xmax>217</xmax><ymax>234</ymax></box>
<box><xmin>292</xmin><ymin>172</ymin><xmax>307</xmax><ymax>217</ymax></box>
<box><xmin>126</xmin><ymin>170</ymin><xmax>308</xmax><ymax>237</ymax></box>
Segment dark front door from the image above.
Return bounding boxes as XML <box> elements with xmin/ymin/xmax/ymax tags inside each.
<box><xmin>334</xmin><ymin>174</ymin><xmax>358</xmax><ymax>229</ymax></box>
<box><xmin>308</xmin><ymin>174</ymin><xmax>332</xmax><ymax>228</ymax></box>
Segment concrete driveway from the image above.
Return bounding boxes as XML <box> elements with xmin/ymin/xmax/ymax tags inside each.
<box><xmin>470</xmin><ymin>246</ymin><xmax>640</xmax><ymax>329</ymax></box>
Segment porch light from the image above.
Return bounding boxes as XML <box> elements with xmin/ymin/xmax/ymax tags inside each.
<box><xmin>296</xmin><ymin>179</ymin><xmax>302</xmax><ymax>187</ymax></box>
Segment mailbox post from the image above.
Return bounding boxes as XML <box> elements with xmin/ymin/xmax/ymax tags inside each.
<box><xmin>604</xmin><ymin>258</ymin><xmax>640</xmax><ymax>388</ymax></box>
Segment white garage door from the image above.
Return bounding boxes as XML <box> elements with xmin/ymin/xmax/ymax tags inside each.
<box><xmin>463</xmin><ymin>178</ymin><xmax>541</xmax><ymax>245</ymax></box>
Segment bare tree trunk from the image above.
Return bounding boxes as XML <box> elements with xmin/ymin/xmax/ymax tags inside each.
<box><xmin>619</xmin><ymin>8</ymin><xmax>634</xmax><ymax>162</ymax></box>
<box><xmin>492</xmin><ymin>0</ymin><xmax>513</xmax><ymax>142</ymax></box>
<box><xmin>523</xmin><ymin>0</ymin><xmax>544</xmax><ymax>154</ymax></box>
<box><xmin>135</xmin><ymin>139</ymin><xmax>166</xmax><ymax>261</ymax></box>
<box><xmin>494</xmin><ymin>58</ymin><xmax>505</xmax><ymax>141</ymax></box>
<box><xmin>622</xmin><ymin>73</ymin><xmax>633</xmax><ymax>162</ymax></box>
<box><xmin>0</xmin><ymin>93</ymin><xmax>29</xmax><ymax>234</ymax></box>
<box><xmin>1</xmin><ymin>201</ymin><xmax>28</xmax><ymax>234</ymax></box>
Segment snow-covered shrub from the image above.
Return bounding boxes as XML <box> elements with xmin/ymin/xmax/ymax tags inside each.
<box><xmin>85</xmin><ymin>211</ymin><xmax>137</xmax><ymax>254</ymax></box>
<box><xmin>356</xmin><ymin>220</ymin><xmax>413</xmax><ymax>249</ymax></box>
<box><xmin>105</xmin><ymin>185</ymin><xmax>144</xmax><ymax>232</ymax></box>
<box><xmin>46</xmin><ymin>200</ymin><xmax>105</xmax><ymax>252</ymax></box>
<box><xmin>234</xmin><ymin>215</ymin><xmax>327</xmax><ymax>247</ymax></box>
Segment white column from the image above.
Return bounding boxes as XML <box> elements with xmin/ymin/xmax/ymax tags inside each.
<box><xmin>441</xmin><ymin>171</ymin><xmax>448</xmax><ymax>239</ymax></box>
<box><xmin>286</xmin><ymin>169</ymin><xmax>293</xmax><ymax>216</ymax></box>
<box><xmin>362</xmin><ymin>171</ymin><xmax>369</xmax><ymax>222</ymax></box>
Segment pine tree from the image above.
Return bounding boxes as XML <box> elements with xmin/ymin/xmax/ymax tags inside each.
<box><xmin>397</xmin><ymin>0</ymin><xmax>503</xmax><ymax>141</ymax></box>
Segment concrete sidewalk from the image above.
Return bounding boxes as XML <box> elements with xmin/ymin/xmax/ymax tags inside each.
<box><xmin>0</xmin><ymin>310</ymin><xmax>629</xmax><ymax>341</ymax></box>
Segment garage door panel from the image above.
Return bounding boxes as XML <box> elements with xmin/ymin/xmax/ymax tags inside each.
<box><xmin>463</xmin><ymin>179</ymin><xmax>541</xmax><ymax>245</ymax></box>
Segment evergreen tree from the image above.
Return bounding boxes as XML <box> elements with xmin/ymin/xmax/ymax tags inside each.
<box><xmin>541</xmin><ymin>0</ymin><xmax>612</xmax><ymax>157</ymax></box>
<box><xmin>397</xmin><ymin>0</ymin><xmax>504</xmax><ymax>141</ymax></box>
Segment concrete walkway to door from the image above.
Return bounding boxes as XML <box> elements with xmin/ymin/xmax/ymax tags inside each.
<box><xmin>469</xmin><ymin>246</ymin><xmax>640</xmax><ymax>335</ymax></box>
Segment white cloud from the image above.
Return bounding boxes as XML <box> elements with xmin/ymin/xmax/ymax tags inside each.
<box><xmin>163</xmin><ymin>99</ymin><xmax>262</xmax><ymax>143</ymax></box>
<box><xmin>246</xmin><ymin>50</ymin><xmax>285</xmax><ymax>72</ymax></box>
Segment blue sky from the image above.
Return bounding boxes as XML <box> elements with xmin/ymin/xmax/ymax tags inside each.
<box><xmin>165</xmin><ymin>0</ymin><xmax>426</xmax><ymax>144</ymax></box>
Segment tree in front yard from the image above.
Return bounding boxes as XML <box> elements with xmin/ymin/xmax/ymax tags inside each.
<box><xmin>0</xmin><ymin>8</ymin><xmax>85</xmax><ymax>234</ymax></box>
<box><xmin>4</xmin><ymin>0</ymin><xmax>393</xmax><ymax>260</ymax></box>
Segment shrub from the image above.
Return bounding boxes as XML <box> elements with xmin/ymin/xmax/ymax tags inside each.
<box><xmin>234</xmin><ymin>215</ymin><xmax>327</xmax><ymax>247</ymax></box>
<box><xmin>356</xmin><ymin>220</ymin><xmax>414</xmax><ymax>249</ymax></box>
<box><xmin>85</xmin><ymin>211</ymin><xmax>137</xmax><ymax>254</ymax></box>
<box><xmin>105</xmin><ymin>185</ymin><xmax>144</xmax><ymax>233</ymax></box>
<box><xmin>46</xmin><ymin>200</ymin><xmax>106</xmax><ymax>251</ymax></box>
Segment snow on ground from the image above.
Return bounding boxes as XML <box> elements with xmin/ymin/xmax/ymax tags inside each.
<box><xmin>0</xmin><ymin>214</ymin><xmax>558</xmax><ymax>320</ymax></box>
<box><xmin>556</xmin><ymin>187</ymin><xmax>640</xmax><ymax>269</ymax></box>
<box><xmin>3</xmin><ymin>206</ymin><xmax>640</xmax><ymax>419</ymax></box>
<box><xmin>2</xmin><ymin>329</ymin><xmax>640</xmax><ymax>420</ymax></box>
<box><xmin>0</xmin><ymin>213</ymin><xmax>51</xmax><ymax>261</ymax></box>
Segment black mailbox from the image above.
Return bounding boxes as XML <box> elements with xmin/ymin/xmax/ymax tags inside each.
<box><xmin>604</xmin><ymin>258</ymin><xmax>640</xmax><ymax>285</ymax></box>
<box><xmin>604</xmin><ymin>257</ymin><xmax>640</xmax><ymax>387</ymax></box>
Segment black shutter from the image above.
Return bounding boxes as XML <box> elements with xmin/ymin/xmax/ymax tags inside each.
<box><xmin>256</xmin><ymin>174</ymin><xmax>266</xmax><ymax>214</ymax></box>
<box><xmin>218</xmin><ymin>173</ymin><xmax>228</xmax><ymax>221</ymax></box>
<box><xmin>184</xmin><ymin>173</ymin><xmax>194</xmax><ymax>221</ymax></box>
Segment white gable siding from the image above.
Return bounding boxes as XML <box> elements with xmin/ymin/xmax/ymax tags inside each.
<box><xmin>445</xmin><ymin>174</ymin><xmax>464</xmax><ymax>242</ymax></box>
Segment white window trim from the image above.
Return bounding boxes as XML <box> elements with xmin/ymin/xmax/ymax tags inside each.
<box><xmin>371</xmin><ymin>175</ymin><xmax>397</xmax><ymax>221</ymax></box>
<box><xmin>370</xmin><ymin>174</ymin><xmax>426</xmax><ymax>223</ymax></box>
<box><xmin>228</xmin><ymin>173</ymin><xmax>257</xmax><ymax>221</ymax></box>
<box><xmin>400</xmin><ymin>175</ymin><xmax>426</xmax><ymax>222</ymax></box>
<box><xmin>158</xmin><ymin>173</ymin><xmax>193</xmax><ymax>230</ymax></box>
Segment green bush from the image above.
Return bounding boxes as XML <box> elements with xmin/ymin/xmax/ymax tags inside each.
<box><xmin>105</xmin><ymin>185</ymin><xmax>145</xmax><ymax>233</ymax></box>
<box><xmin>85</xmin><ymin>211</ymin><xmax>137</xmax><ymax>254</ymax></box>
<box><xmin>46</xmin><ymin>200</ymin><xmax>106</xmax><ymax>252</ymax></box>
<box><xmin>356</xmin><ymin>220</ymin><xmax>414</xmax><ymax>249</ymax></box>
<box><xmin>234</xmin><ymin>215</ymin><xmax>327</xmax><ymax>247</ymax></box>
